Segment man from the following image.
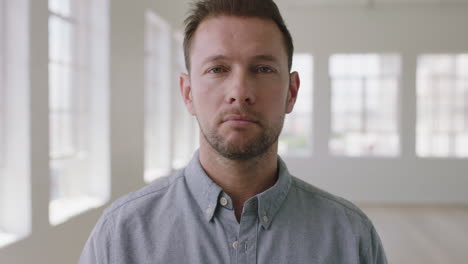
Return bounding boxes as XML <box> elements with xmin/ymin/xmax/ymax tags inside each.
<box><xmin>80</xmin><ymin>0</ymin><xmax>388</xmax><ymax>263</ymax></box>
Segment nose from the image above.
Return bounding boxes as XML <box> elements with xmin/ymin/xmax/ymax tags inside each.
<box><xmin>225</xmin><ymin>70</ymin><xmax>256</xmax><ymax>105</ymax></box>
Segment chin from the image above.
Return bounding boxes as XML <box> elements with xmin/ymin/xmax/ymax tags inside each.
<box><xmin>201</xmin><ymin>124</ymin><xmax>279</xmax><ymax>161</ymax></box>
<box><xmin>217</xmin><ymin>139</ymin><xmax>274</xmax><ymax>161</ymax></box>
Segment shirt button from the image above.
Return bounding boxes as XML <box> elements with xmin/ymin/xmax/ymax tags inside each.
<box><xmin>232</xmin><ymin>241</ymin><xmax>238</xmax><ymax>249</ymax></box>
<box><xmin>205</xmin><ymin>208</ymin><xmax>212</xmax><ymax>215</ymax></box>
<box><xmin>220</xmin><ymin>197</ymin><xmax>228</xmax><ymax>206</ymax></box>
<box><xmin>262</xmin><ymin>215</ymin><xmax>269</xmax><ymax>223</ymax></box>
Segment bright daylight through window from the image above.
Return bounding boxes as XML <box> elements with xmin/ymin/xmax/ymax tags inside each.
<box><xmin>170</xmin><ymin>32</ymin><xmax>199</xmax><ymax>170</ymax></box>
<box><xmin>279</xmin><ymin>53</ymin><xmax>313</xmax><ymax>156</ymax></box>
<box><xmin>144</xmin><ymin>10</ymin><xmax>172</xmax><ymax>183</ymax></box>
<box><xmin>0</xmin><ymin>0</ymin><xmax>9</xmax><ymax>247</ymax></box>
<box><xmin>0</xmin><ymin>0</ymin><xmax>5</xmax><ymax>172</ymax></box>
<box><xmin>329</xmin><ymin>54</ymin><xmax>400</xmax><ymax>157</ymax></box>
<box><xmin>48</xmin><ymin>0</ymin><xmax>109</xmax><ymax>225</ymax></box>
<box><xmin>0</xmin><ymin>0</ymin><xmax>31</xmax><ymax>247</ymax></box>
<box><xmin>417</xmin><ymin>54</ymin><xmax>468</xmax><ymax>158</ymax></box>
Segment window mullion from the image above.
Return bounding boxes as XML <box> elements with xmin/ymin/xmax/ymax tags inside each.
<box><xmin>362</xmin><ymin>76</ymin><xmax>367</xmax><ymax>135</ymax></box>
<box><xmin>450</xmin><ymin>58</ymin><xmax>457</xmax><ymax>156</ymax></box>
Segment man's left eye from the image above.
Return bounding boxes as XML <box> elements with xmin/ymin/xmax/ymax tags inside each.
<box><xmin>209</xmin><ymin>67</ymin><xmax>225</xmax><ymax>73</ymax></box>
<box><xmin>257</xmin><ymin>66</ymin><xmax>273</xmax><ymax>73</ymax></box>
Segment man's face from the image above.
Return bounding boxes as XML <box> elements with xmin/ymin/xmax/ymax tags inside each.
<box><xmin>180</xmin><ymin>15</ymin><xmax>299</xmax><ymax>160</ymax></box>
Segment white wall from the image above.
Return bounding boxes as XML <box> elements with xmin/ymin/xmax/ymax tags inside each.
<box><xmin>278</xmin><ymin>5</ymin><xmax>468</xmax><ymax>204</ymax></box>
<box><xmin>0</xmin><ymin>1</ymin><xmax>467</xmax><ymax>263</ymax></box>
<box><xmin>0</xmin><ymin>0</ymin><xmax>187</xmax><ymax>263</ymax></box>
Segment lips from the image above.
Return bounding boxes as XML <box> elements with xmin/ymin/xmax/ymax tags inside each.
<box><xmin>222</xmin><ymin>114</ymin><xmax>259</xmax><ymax>125</ymax></box>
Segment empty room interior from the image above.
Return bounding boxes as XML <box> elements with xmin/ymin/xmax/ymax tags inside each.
<box><xmin>0</xmin><ymin>0</ymin><xmax>467</xmax><ymax>263</ymax></box>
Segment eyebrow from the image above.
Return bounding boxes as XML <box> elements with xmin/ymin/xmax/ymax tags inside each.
<box><xmin>201</xmin><ymin>54</ymin><xmax>280</xmax><ymax>65</ymax></box>
<box><xmin>202</xmin><ymin>55</ymin><xmax>228</xmax><ymax>65</ymax></box>
<box><xmin>251</xmin><ymin>54</ymin><xmax>280</xmax><ymax>64</ymax></box>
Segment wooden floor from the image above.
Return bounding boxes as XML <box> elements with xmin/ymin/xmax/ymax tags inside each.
<box><xmin>359</xmin><ymin>205</ymin><xmax>468</xmax><ymax>264</ymax></box>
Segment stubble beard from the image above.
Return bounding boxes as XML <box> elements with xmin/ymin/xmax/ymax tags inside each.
<box><xmin>198</xmin><ymin>114</ymin><xmax>285</xmax><ymax>161</ymax></box>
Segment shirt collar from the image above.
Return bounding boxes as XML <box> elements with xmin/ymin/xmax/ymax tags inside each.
<box><xmin>184</xmin><ymin>150</ymin><xmax>292</xmax><ymax>228</ymax></box>
<box><xmin>185</xmin><ymin>151</ymin><xmax>223</xmax><ymax>222</ymax></box>
<box><xmin>256</xmin><ymin>156</ymin><xmax>291</xmax><ymax>229</ymax></box>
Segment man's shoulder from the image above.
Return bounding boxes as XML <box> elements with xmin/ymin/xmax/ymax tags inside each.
<box><xmin>290</xmin><ymin>176</ymin><xmax>371</xmax><ymax>225</ymax></box>
<box><xmin>289</xmin><ymin>176</ymin><xmax>387</xmax><ymax>263</ymax></box>
<box><xmin>101</xmin><ymin>169</ymin><xmax>186</xmax><ymax>219</ymax></box>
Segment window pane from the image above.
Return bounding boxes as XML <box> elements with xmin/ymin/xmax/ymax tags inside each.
<box><xmin>171</xmin><ymin>32</ymin><xmax>198</xmax><ymax>169</ymax></box>
<box><xmin>49</xmin><ymin>15</ymin><xmax>75</xmax><ymax>159</ymax></box>
<box><xmin>416</xmin><ymin>54</ymin><xmax>468</xmax><ymax>158</ymax></box>
<box><xmin>366</xmin><ymin>78</ymin><xmax>398</xmax><ymax>132</ymax></box>
<box><xmin>48</xmin><ymin>0</ymin><xmax>109</xmax><ymax>226</ymax></box>
<box><xmin>0</xmin><ymin>0</ymin><xmax>31</xmax><ymax>247</ymax></box>
<box><xmin>49</xmin><ymin>0</ymin><xmax>71</xmax><ymax>17</ymax></box>
<box><xmin>144</xmin><ymin>11</ymin><xmax>172</xmax><ymax>182</ymax></box>
<box><xmin>455</xmin><ymin>133</ymin><xmax>468</xmax><ymax>156</ymax></box>
<box><xmin>329</xmin><ymin>54</ymin><xmax>400</xmax><ymax>157</ymax></box>
<box><xmin>332</xmin><ymin>78</ymin><xmax>363</xmax><ymax>132</ymax></box>
<box><xmin>330</xmin><ymin>54</ymin><xmax>399</xmax><ymax>77</ymax></box>
<box><xmin>279</xmin><ymin>53</ymin><xmax>313</xmax><ymax>156</ymax></box>
<box><xmin>0</xmin><ymin>0</ymin><xmax>5</xmax><ymax>168</ymax></box>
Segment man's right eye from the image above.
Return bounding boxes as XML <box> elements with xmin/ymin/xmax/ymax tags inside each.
<box><xmin>208</xmin><ymin>67</ymin><xmax>226</xmax><ymax>73</ymax></box>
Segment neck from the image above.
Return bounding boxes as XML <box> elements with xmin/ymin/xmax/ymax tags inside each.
<box><xmin>198</xmin><ymin>141</ymin><xmax>279</xmax><ymax>222</ymax></box>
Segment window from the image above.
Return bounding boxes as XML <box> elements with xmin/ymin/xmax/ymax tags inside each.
<box><xmin>0</xmin><ymin>0</ymin><xmax>5</xmax><ymax>170</ymax></box>
<box><xmin>279</xmin><ymin>53</ymin><xmax>313</xmax><ymax>156</ymax></box>
<box><xmin>0</xmin><ymin>0</ymin><xmax>9</xmax><ymax>246</ymax></box>
<box><xmin>417</xmin><ymin>54</ymin><xmax>468</xmax><ymax>158</ymax></box>
<box><xmin>170</xmin><ymin>32</ymin><xmax>199</xmax><ymax>170</ymax></box>
<box><xmin>144</xmin><ymin>11</ymin><xmax>172</xmax><ymax>182</ymax></box>
<box><xmin>0</xmin><ymin>0</ymin><xmax>31</xmax><ymax>247</ymax></box>
<box><xmin>49</xmin><ymin>0</ymin><xmax>110</xmax><ymax>225</ymax></box>
<box><xmin>329</xmin><ymin>54</ymin><xmax>400</xmax><ymax>157</ymax></box>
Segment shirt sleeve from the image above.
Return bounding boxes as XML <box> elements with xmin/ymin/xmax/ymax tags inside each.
<box><xmin>361</xmin><ymin>225</ymin><xmax>388</xmax><ymax>264</ymax></box>
<box><xmin>79</xmin><ymin>215</ymin><xmax>114</xmax><ymax>264</ymax></box>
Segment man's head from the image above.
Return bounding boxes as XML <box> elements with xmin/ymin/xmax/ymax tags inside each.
<box><xmin>180</xmin><ymin>0</ymin><xmax>299</xmax><ymax>161</ymax></box>
<box><xmin>183</xmin><ymin>0</ymin><xmax>294</xmax><ymax>72</ymax></box>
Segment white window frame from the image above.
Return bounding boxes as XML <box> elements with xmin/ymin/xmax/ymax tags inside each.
<box><xmin>0</xmin><ymin>0</ymin><xmax>5</xmax><ymax>170</ymax></box>
<box><xmin>144</xmin><ymin>10</ymin><xmax>172</xmax><ymax>183</ymax></box>
<box><xmin>329</xmin><ymin>53</ymin><xmax>401</xmax><ymax>157</ymax></box>
<box><xmin>170</xmin><ymin>31</ymin><xmax>199</xmax><ymax>170</ymax></box>
<box><xmin>0</xmin><ymin>0</ymin><xmax>31</xmax><ymax>248</ymax></box>
<box><xmin>279</xmin><ymin>53</ymin><xmax>314</xmax><ymax>156</ymax></box>
<box><xmin>48</xmin><ymin>0</ymin><xmax>110</xmax><ymax>226</ymax></box>
<box><xmin>416</xmin><ymin>54</ymin><xmax>468</xmax><ymax>158</ymax></box>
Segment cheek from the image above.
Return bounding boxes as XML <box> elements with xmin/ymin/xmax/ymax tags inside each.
<box><xmin>193</xmin><ymin>76</ymin><xmax>225</xmax><ymax>97</ymax></box>
<box><xmin>260</xmin><ymin>83</ymin><xmax>289</xmax><ymax>105</ymax></box>
<box><xmin>264</xmin><ymin>91</ymin><xmax>290</xmax><ymax>120</ymax></box>
<box><xmin>191</xmin><ymin>84</ymin><xmax>224</xmax><ymax>124</ymax></box>
<box><xmin>191</xmin><ymin>77</ymin><xmax>219</xmax><ymax>102</ymax></box>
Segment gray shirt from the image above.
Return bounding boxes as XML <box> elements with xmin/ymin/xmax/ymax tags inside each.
<box><xmin>80</xmin><ymin>151</ymin><xmax>387</xmax><ymax>264</ymax></box>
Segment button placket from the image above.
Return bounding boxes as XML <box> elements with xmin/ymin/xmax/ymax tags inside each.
<box><xmin>220</xmin><ymin>197</ymin><xmax>228</xmax><ymax>207</ymax></box>
<box><xmin>232</xmin><ymin>240</ymin><xmax>238</xmax><ymax>249</ymax></box>
<box><xmin>237</xmin><ymin>213</ymin><xmax>258</xmax><ymax>263</ymax></box>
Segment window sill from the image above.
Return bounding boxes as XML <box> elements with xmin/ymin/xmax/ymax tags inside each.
<box><xmin>49</xmin><ymin>196</ymin><xmax>106</xmax><ymax>226</ymax></box>
<box><xmin>144</xmin><ymin>168</ymin><xmax>171</xmax><ymax>183</ymax></box>
<box><xmin>0</xmin><ymin>231</ymin><xmax>21</xmax><ymax>248</ymax></box>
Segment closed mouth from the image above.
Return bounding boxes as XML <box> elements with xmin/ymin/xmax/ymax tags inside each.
<box><xmin>222</xmin><ymin>114</ymin><xmax>259</xmax><ymax>124</ymax></box>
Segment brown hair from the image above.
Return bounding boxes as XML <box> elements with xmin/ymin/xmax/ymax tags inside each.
<box><xmin>183</xmin><ymin>0</ymin><xmax>294</xmax><ymax>72</ymax></box>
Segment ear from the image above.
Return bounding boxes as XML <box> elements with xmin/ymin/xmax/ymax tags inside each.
<box><xmin>180</xmin><ymin>73</ymin><xmax>196</xmax><ymax>115</ymax></box>
<box><xmin>285</xmin><ymin>71</ymin><xmax>300</xmax><ymax>113</ymax></box>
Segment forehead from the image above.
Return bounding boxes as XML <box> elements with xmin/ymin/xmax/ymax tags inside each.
<box><xmin>190</xmin><ymin>15</ymin><xmax>287</xmax><ymax>65</ymax></box>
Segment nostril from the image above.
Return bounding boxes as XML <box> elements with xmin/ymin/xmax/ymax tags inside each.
<box><xmin>226</xmin><ymin>93</ymin><xmax>255</xmax><ymax>105</ymax></box>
